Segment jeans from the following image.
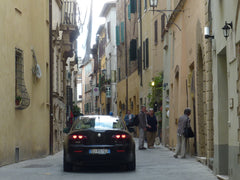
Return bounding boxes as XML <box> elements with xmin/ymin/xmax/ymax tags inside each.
<box><xmin>139</xmin><ymin>128</ymin><xmax>145</xmax><ymax>148</ymax></box>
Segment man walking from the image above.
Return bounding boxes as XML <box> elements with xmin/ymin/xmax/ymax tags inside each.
<box><xmin>138</xmin><ymin>105</ymin><xmax>147</xmax><ymax>150</ymax></box>
<box><xmin>174</xmin><ymin>108</ymin><xmax>191</xmax><ymax>158</ymax></box>
<box><xmin>146</xmin><ymin>108</ymin><xmax>157</xmax><ymax>149</ymax></box>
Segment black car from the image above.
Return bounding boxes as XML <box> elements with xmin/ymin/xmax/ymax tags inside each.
<box><xmin>63</xmin><ymin>115</ymin><xmax>136</xmax><ymax>171</ymax></box>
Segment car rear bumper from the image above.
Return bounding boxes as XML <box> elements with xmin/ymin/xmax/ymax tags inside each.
<box><xmin>64</xmin><ymin>144</ymin><xmax>135</xmax><ymax>166</ymax></box>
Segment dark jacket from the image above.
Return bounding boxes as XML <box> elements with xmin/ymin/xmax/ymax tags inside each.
<box><xmin>147</xmin><ymin>115</ymin><xmax>157</xmax><ymax>132</ymax></box>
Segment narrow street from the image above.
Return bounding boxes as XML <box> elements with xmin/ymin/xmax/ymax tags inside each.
<box><xmin>0</xmin><ymin>139</ymin><xmax>218</xmax><ymax>180</ymax></box>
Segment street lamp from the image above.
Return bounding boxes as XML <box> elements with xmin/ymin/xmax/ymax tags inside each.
<box><xmin>222</xmin><ymin>21</ymin><xmax>232</xmax><ymax>40</ymax></box>
<box><xmin>151</xmin><ymin>80</ymin><xmax>155</xmax><ymax>87</ymax></box>
<box><xmin>149</xmin><ymin>0</ymin><xmax>183</xmax><ymax>13</ymax></box>
<box><xmin>149</xmin><ymin>0</ymin><xmax>158</xmax><ymax>8</ymax></box>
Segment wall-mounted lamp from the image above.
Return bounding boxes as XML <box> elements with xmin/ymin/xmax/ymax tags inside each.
<box><xmin>149</xmin><ymin>0</ymin><xmax>158</xmax><ymax>7</ymax></box>
<box><xmin>151</xmin><ymin>80</ymin><xmax>155</xmax><ymax>87</ymax></box>
<box><xmin>149</xmin><ymin>0</ymin><xmax>183</xmax><ymax>13</ymax></box>
<box><xmin>204</xmin><ymin>27</ymin><xmax>214</xmax><ymax>39</ymax></box>
<box><xmin>222</xmin><ymin>21</ymin><xmax>232</xmax><ymax>40</ymax></box>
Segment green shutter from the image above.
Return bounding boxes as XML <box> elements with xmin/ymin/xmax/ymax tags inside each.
<box><xmin>146</xmin><ymin>38</ymin><xmax>149</xmax><ymax>68</ymax></box>
<box><xmin>130</xmin><ymin>39</ymin><xmax>137</xmax><ymax>61</ymax></box>
<box><xmin>131</xmin><ymin>0</ymin><xmax>136</xmax><ymax>13</ymax></box>
<box><xmin>121</xmin><ymin>22</ymin><xmax>124</xmax><ymax>43</ymax></box>
<box><xmin>128</xmin><ymin>4</ymin><xmax>131</xmax><ymax>20</ymax></box>
<box><xmin>116</xmin><ymin>25</ymin><xmax>120</xmax><ymax>46</ymax></box>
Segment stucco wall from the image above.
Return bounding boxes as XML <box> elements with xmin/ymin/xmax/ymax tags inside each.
<box><xmin>211</xmin><ymin>0</ymin><xmax>240</xmax><ymax>178</ymax></box>
<box><xmin>0</xmin><ymin>0</ymin><xmax>50</xmax><ymax>166</ymax></box>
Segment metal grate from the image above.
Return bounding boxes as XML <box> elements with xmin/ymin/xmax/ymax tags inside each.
<box><xmin>15</xmin><ymin>48</ymin><xmax>30</xmax><ymax>110</ymax></box>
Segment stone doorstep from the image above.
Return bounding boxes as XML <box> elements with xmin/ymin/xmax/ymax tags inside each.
<box><xmin>216</xmin><ymin>175</ymin><xmax>229</xmax><ymax>180</ymax></box>
<box><xmin>196</xmin><ymin>156</ymin><xmax>207</xmax><ymax>165</ymax></box>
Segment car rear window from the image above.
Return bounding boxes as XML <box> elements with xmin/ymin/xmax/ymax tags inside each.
<box><xmin>72</xmin><ymin>116</ymin><xmax>124</xmax><ymax>130</ymax></box>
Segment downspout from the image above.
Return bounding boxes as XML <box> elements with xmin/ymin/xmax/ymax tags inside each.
<box><xmin>49</xmin><ymin>0</ymin><xmax>53</xmax><ymax>155</ymax></box>
<box><xmin>124</xmin><ymin>0</ymin><xmax>128</xmax><ymax>113</ymax></box>
<box><xmin>140</xmin><ymin>0</ymin><xmax>143</xmax><ymax>87</ymax></box>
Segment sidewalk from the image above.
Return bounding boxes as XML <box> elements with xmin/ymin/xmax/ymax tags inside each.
<box><xmin>135</xmin><ymin>138</ymin><xmax>218</xmax><ymax>180</ymax></box>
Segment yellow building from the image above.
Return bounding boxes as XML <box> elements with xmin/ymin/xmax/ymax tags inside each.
<box><xmin>138</xmin><ymin>0</ymin><xmax>164</xmax><ymax>110</ymax></box>
<box><xmin>0</xmin><ymin>1</ymin><xmax>50</xmax><ymax>166</ymax></box>
<box><xmin>163</xmin><ymin>0</ymin><xmax>211</xmax><ymax>160</ymax></box>
<box><xmin>116</xmin><ymin>0</ymin><xmax>139</xmax><ymax>119</ymax></box>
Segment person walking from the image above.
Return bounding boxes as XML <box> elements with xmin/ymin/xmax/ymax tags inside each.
<box><xmin>146</xmin><ymin>108</ymin><xmax>158</xmax><ymax>149</ymax></box>
<box><xmin>124</xmin><ymin>110</ymin><xmax>135</xmax><ymax>132</ymax></box>
<box><xmin>138</xmin><ymin>105</ymin><xmax>147</xmax><ymax>150</ymax></box>
<box><xmin>174</xmin><ymin>108</ymin><xmax>191</xmax><ymax>158</ymax></box>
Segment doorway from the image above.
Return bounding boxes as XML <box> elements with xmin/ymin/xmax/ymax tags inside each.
<box><xmin>216</xmin><ymin>48</ymin><xmax>229</xmax><ymax>175</ymax></box>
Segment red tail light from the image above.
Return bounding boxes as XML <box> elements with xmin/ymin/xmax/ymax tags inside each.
<box><xmin>70</xmin><ymin>134</ymin><xmax>87</xmax><ymax>140</ymax></box>
<box><xmin>112</xmin><ymin>134</ymin><xmax>128</xmax><ymax>139</ymax></box>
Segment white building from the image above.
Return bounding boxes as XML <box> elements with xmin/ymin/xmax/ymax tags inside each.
<box><xmin>100</xmin><ymin>1</ymin><xmax>117</xmax><ymax>116</ymax></box>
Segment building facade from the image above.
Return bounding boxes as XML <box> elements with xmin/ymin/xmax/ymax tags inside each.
<box><xmin>51</xmin><ymin>0</ymin><xmax>79</xmax><ymax>154</ymax></box>
<box><xmin>162</xmin><ymin>0</ymin><xmax>215</xmax><ymax>166</ymax></box>
<box><xmin>116</xmin><ymin>0</ymin><xmax>139</xmax><ymax>118</ymax></box>
<box><xmin>100</xmin><ymin>2</ymin><xmax>118</xmax><ymax>116</ymax></box>
<box><xmin>0</xmin><ymin>0</ymin><xmax>50</xmax><ymax>166</ymax></box>
<box><xmin>210</xmin><ymin>0</ymin><xmax>240</xmax><ymax>179</ymax></box>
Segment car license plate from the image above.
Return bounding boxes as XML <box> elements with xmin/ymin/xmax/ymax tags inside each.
<box><xmin>89</xmin><ymin>149</ymin><xmax>110</xmax><ymax>155</ymax></box>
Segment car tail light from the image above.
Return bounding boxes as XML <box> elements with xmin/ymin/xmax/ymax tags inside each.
<box><xmin>112</xmin><ymin>134</ymin><xmax>129</xmax><ymax>139</ymax></box>
<box><xmin>70</xmin><ymin>134</ymin><xmax>87</xmax><ymax>140</ymax></box>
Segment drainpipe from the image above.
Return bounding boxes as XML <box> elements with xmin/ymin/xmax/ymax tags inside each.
<box><xmin>124</xmin><ymin>0</ymin><xmax>128</xmax><ymax>113</ymax></box>
<box><xmin>49</xmin><ymin>0</ymin><xmax>53</xmax><ymax>155</ymax></box>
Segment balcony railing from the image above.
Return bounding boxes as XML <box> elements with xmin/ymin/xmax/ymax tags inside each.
<box><xmin>62</xmin><ymin>0</ymin><xmax>77</xmax><ymax>25</ymax></box>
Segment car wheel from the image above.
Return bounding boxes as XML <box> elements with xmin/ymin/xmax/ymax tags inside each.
<box><xmin>63</xmin><ymin>154</ymin><xmax>73</xmax><ymax>172</ymax></box>
<box><xmin>127</xmin><ymin>152</ymin><xmax>136</xmax><ymax>171</ymax></box>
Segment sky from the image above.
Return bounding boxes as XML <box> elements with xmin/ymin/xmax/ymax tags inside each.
<box><xmin>77</xmin><ymin>0</ymin><xmax>114</xmax><ymax>59</ymax></box>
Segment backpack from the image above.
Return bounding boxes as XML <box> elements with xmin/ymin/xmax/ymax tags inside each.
<box><xmin>133</xmin><ymin>115</ymin><xmax>139</xmax><ymax>126</ymax></box>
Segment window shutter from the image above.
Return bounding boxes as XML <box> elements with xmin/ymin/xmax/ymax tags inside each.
<box><xmin>130</xmin><ymin>0</ymin><xmax>136</xmax><ymax>13</ymax></box>
<box><xmin>143</xmin><ymin>41</ymin><xmax>146</xmax><ymax>69</ymax></box>
<box><xmin>138</xmin><ymin>0</ymin><xmax>141</xmax><ymax>19</ymax></box>
<box><xmin>146</xmin><ymin>38</ymin><xmax>149</xmax><ymax>68</ymax></box>
<box><xmin>116</xmin><ymin>25</ymin><xmax>120</xmax><ymax>46</ymax></box>
<box><xmin>107</xmin><ymin>21</ymin><xmax>111</xmax><ymax>41</ymax></box>
<box><xmin>154</xmin><ymin>20</ymin><xmax>158</xmax><ymax>44</ymax></box>
<box><xmin>130</xmin><ymin>39</ymin><xmax>137</xmax><ymax>61</ymax></box>
<box><xmin>161</xmin><ymin>14</ymin><xmax>165</xmax><ymax>40</ymax></box>
<box><xmin>121</xmin><ymin>22</ymin><xmax>124</xmax><ymax>43</ymax></box>
<box><xmin>128</xmin><ymin>4</ymin><xmax>131</xmax><ymax>20</ymax></box>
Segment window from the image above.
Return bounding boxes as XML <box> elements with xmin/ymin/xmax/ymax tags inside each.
<box><xmin>154</xmin><ymin>20</ymin><xmax>158</xmax><ymax>44</ymax></box>
<box><xmin>138</xmin><ymin>0</ymin><xmax>141</xmax><ymax>19</ymax></box>
<box><xmin>116</xmin><ymin>25</ymin><xmax>120</xmax><ymax>46</ymax></box>
<box><xmin>130</xmin><ymin>0</ymin><xmax>136</xmax><ymax>13</ymax></box>
<box><xmin>118</xmin><ymin>68</ymin><xmax>121</xmax><ymax>81</ymax></box>
<box><xmin>128</xmin><ymin>4</ymin><xmax>131</xmax><ymax>20</ymax></box>
<box><xmin>145</xmin><ymin>38</ymin><xmax>149</xmax><ymax>68</ymax></box>
<box><xmin>161</xmin><ymin>14</ymin><xmax>165</xmax><ymax>40</ymax></box>
<box><xmin>143</xmin><ymin>38</ymin><xmax>149</xmax><ymax>69</ymax></box>
<box><xmin>143</xmin><ymin>41</ymin><xmax>146</xmax><ymax>69</ymax></box>
<box><xmin>144</xmin><ymin>0</ymin><xmax>147</xmax><ymax>11</ymax></box>
<box><xmin>121</xmin><ymin>22</ymin><xmax>124</xmax><ymax>43</ymax></box>
<box><xmin>107</xmin><ymin>21</ymin><xmax>111</xmax><ymax>41</ymax></box>
<box><xmin>130</xmin><ymin>39</ymin><xmax>137</xmax><ymax>61</ymax></box>
<box><xmin>15</xmin><ymin>48</ymin><xmax>30</xmax><ymax>109</ymax></box>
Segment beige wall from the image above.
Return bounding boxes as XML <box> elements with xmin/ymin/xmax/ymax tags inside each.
<box><xmin>167</xmin><ymin>0</ymin><xmax>206</xmax><ymax>155</ymax></box>
<box><xmin>139</xmin><ymin>0</ymin><xmax>164</xmax><ymax>109</ymax></box>
<box><xmin>0</xmin><ymin>0</ymin><xmax>50</xmax><ymax>166</ymax></box>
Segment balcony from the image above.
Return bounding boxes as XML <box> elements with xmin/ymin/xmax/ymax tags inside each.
<box><xmin>60</xmin><ymin>0</ymin><xmax>79</xmax><ymax>60</ymax></box>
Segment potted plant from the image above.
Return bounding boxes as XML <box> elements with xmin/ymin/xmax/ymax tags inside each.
<box><xmin>15</xmin><ymin>96</ymin><xmax>22</xmax><ymax>106</ymax></box>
